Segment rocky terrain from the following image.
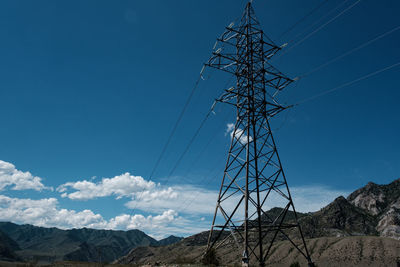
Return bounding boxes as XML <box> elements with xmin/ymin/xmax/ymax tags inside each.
<box><xmin>348</xmin><ymin>179</ymin><xmax>400</xmax><ymax>239</ymax></box>
<box><xmin>117</xmin><ymin>234</ymin><xmax>400</xmax><ymax>267</ymax></box>
<box><xmin>118</xmin><ymin>178</ymin><xmax>400</xmax><ymax>266</ymax></box>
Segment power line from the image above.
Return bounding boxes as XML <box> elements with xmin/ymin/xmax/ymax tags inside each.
<box><xmin>175</xmin><ymin>2</ymin><xmax>374</xmax><ymax>212</ymax></box>
<box><xmin>278</xmin><ymin>0</ymin><xmax>330</xmax><ymax>40</ymax></box>
<box><xmin>159</xmin><ymin>77</ymin><xmax>235</xmax><ymax>185</ymax></box>
<box><xmin>173</xmin><ymin>113</ymin><xmax>233</xmax><ymax>213</ymax></box>
<box><xmin>298</xmin><ymin>24</ymin><xmax>400</xmax><ymax>78</ymax></box>
<box><xmin>130</xmin><ymin>101</ymin><xmax>217</xmax><ymax>215</ymax></box>
<box><xmin>164</xmin><ymin>0</ymin><xmax>369</xmax><ymax>218</ymax></box>
<box><xmin>130</xmin><ymin>66</ymin><xmax>207</xmax><ymax>214</ymax></box>
<box><xmin>284</xmin><ymin>0</ymin><xmax>362</xmax><ymax>56</ymax></box>
<box><xmin>166</xmin><ymin>103</ymin><xmax>216</xmax><ymax>183</ymax></box>
<box><xmin>295</xmin><ymin>61</ymin><xmax>400</xmax><ymax>105</ymax></box>
<box><xmin>161</xmin><ymin>0</ymin><xmax>370</xmax><ymax>193</ymax></box>
<box><xmin>129</xmin><ymin>14</ymin><xmax>237</xmax><ymax>215</ymax></box>
<box><xmin>277</xmin><ymin>0</ymin><xmax>362</xmax><ymax>60</ymax></box>
<box><xmin>179</xmin><ymin>159</ymin><xmax>225</xmax><ymax>214</ymax></box>
<box><xmin>170</xmin><ymin>124</ymin><xmax>230</xmax><ymax>215</ymax></box>
<box><xmin>148</xmin><ymin>73</ymin><xmax>203</xmax><ymax>181</ymax></box>
<box><xmin>135</xmin><ymin>79</ymin><xmax>232</xmax><ymax>214</ymax></box>
<box><xmin>286</xmin><ymin>0</ymin><xmax>349</xmax><ymax>45</ymax></box>
<box><xmin>186</xmin><ymin>0</ymin><xmax>393</xmax><ymax>221</ymax></box>
<box><xmin>181</xmin><ymin>109</ymin><xmax>230</xmax><ymax>180</ymax></box>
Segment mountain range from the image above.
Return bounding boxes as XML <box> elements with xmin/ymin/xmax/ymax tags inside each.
<box><xmin>118</xmin><ymin>178</ymin><xmax>400</xmax><ymax>266</ymax></box>
<box><xmin>0</xmin><ymin>222</ymin><xmax>182</xmax><ymax>263</ymax></box>
<box><xmin>0</xmin><ymin>178</ymin><xmax>399</xmax><ymax>266</ymax></box>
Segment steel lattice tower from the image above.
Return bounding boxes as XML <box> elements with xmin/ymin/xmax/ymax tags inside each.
<box><xmin>205</xmin><ymin>2</ymin><xmax>314</xmax><ymax>267</ymax></box>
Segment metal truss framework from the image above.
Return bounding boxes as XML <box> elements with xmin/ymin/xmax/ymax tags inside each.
<box><xmin>205</xmin><ymin>2</ymin><xmax>313</xmax><ymax>267</ymax></box>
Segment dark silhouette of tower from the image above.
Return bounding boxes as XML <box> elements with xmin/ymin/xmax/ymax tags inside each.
<box><xmin>204</xmin><ymin>2</ymin><xmax>314</xmax><ymax>267</ymax></box>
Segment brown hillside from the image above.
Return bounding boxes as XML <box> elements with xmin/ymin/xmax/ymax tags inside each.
<box><xmin>117</xmin><ymin>236</ymin><xmax>400</xmax><ymax>266</ymax></box>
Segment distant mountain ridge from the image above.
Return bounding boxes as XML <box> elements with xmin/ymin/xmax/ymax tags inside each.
<box><xmin>0</xmin><ymin>222</ymin><xmax>182</xmax><ymax>263</ymax></box>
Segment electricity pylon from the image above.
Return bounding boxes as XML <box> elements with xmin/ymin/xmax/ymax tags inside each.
<box><xmin>205</xmin><ymin>2</ymin><xmax>314</xmax><ymax>267</ymax></box>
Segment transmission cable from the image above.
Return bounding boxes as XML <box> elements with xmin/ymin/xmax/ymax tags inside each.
<box><xmin>148</xmin><ymin>72</ymin><xmax>204</xmax><ymax>181</ymax></box>
<box><xmin>179</xmin><ymin>162</ymin><xmax>224</xmax><ymax>214</ymax></box>
<box><xmin>277</xmin><ymin>0</ymin><xmax>362</xmax><ymax>60</ymax></box>
<box><xmin>173</xmin><ymin>141</ymin><xmax>229</xmax><ymax>215</ymax></box>
<box><xmin>296</xmin><ymin>24</ymin><xmax>400</xmax><ymax>79</ymax></box>
<box><xmin>278</xmin><ymin>0</ymin><xmax>330</xmax><ymax>40</ymax></box>
<box><xmin>294</xmin><ymin>61</ymin><xmax>400</xmax><ymax>106</ymax></box>
<box><xmin>130</xmin><ymin>101</ymin><xmax>217</xmax><ymax>214</ymax></box>
<box><xmin>130</xmin><ymin>16</ymin><xmax>238</xmax><ymax>215</ymax></box>
<box><xmin>175</xmin><ymin>61</ymin><xmax>400</xmax><ymax>219</ymax></box>
<box><xmin>165</xmin><ymin>102</ymin><xmax>217</xmax><ymax>183</ymax></box>
<box><xmin>160</xmin><ymin>76</ymin><xmax>234</xmax><ymax>185</ymax></box>
<box><xmin>284</xmin><ymin>0</ymin><xmax>349</xmax><ymax>45</ymax></box>
<box><xmin>129</xmin><ymin>65</ymin><xmax>207</xmax><ymax>214</ymax></box>
<box><xmin>181</xmin><ymin>109</ymin><xmax>230</xmax><ymax>182</ymax></box>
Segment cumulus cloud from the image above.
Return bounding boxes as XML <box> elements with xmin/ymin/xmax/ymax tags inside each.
<box><xmin>0</xmin><ymin>183</ymin><xmax>347</xmax><ymax>238</ymax></box>
<box><xmin>0</xmin><ymin>194</ymin><xmax>199</xmax><ymax>239</ymax></box>
<box><xmin>107</xmin><ymin>210</ymin><xmax>178</xmax><ymax>231</ymax></box>
<box><xmin>125</xmin><ymin>183</ymin><xmax>348</xmax><ymax>216</ymax></box>
<box><xmin>125</xmin><ymin>185</ymin><xmax>218</xmax><ymax>215</ymax></box>
<box><xmin>0</xmin><ymin>195</ymin><xmax>105</xmax><ymax>229</ymax></box>
<box><xmin>226</xmin><ymin>123</ymin><xmax>253</xmax><ymax>145</ymax></box>
<box><xmin>0</xmin><ymin>160</ymin><xmax>51</xmax><ymax>191</ymax></box>
<box><xmin>57</xmin><ymin>172</ymin><xmax>155</xmax><ymax>200</ymax></box>
<box><xmin>0</xmin><ymin>159</ymin><xmax>348</xmax><ymax>238</ymax></box>
<box><xmin>263</xmin><ymin>185</ymin><xmax>349</xmax><ymax>213</ymax></box>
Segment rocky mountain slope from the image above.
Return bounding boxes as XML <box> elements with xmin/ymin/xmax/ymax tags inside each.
<box><xmin>348</xmin><ymin>179</ymin><xmax>400</xmax><ymax>239</ymax></box>
<box><xmin>295</xmin><ymin>179</ymin><xmax>400</xmax><ymax>240</ymax></box>
<box><xmin>0</xmin><ymin>222</ymin><xmax>182</xmax><ymax>263</ymax></box>
<box><xmin>118</xmin><ymin>178</ymin><xmax>400</xmax><ymax>266</ymax></box>
<box><xmin>298</xmin><ymin>196</ymin><xmax>379</xmax><ymax>238</ymax></box>
<box><xmin>117</xmin><ymin>235</ymin><xmax>400</xmax><ymax>267</ymax></box>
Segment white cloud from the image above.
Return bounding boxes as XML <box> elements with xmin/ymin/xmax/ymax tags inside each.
<box><xmin>0</xmin><ymin>162</ymin><xmax>350</xmax><ymax>238</ymax></box>
<box><xmin>125</xmin><ymin>183</ymin><xmax>348</xmax><ymax>216</ymax></box>
<box><xmin>105</xmin><ymin>210</ymin><xmax>207</xmax><ymax>239</ymax></box>
<box><xmin>107</xmin><ymin>210</ymin><xmax>178</xmax><ymax>232</ymax></box>
<box><xmin>125</xmin><ymin>185</ymin><xmax>218</xmax><ymax>215</ymax></box>
<box><xmin>57</xmin><ymin>172</ymin><xmax>155</xmax><ymax>200</ymax></box>
<box><xmin>0</xmin><ymin>194</ymin><xmax>202</xmax><ymax>239</ymax></box>
<box><xmin>226</xmin><ymin>123</ymin><xmax>253</xmax><ymax>145</ymax></box>
<box><xmin>0</xmin><ymin>160</ymin><xmax>51</xmax><ymax>191</ymax></box>
<box><xmin>0</xmin><ymin>195</ymin><xmax>105</xmax><ymax>229</ymax></box>
<box><xmin>0</xmin><ymin>182</ymin><xmax>347</xmax><ymax>239</ymax></box>
<box><xmin>135</xmin><ymin>187</ymin><xmax>178</xmax><ymax>202</ymax></box>
<box><xmin>57</xmin><ymin>169</ymin><xmax>346</xmax><ymax>216</ymax></box>
<box><xmin>264</xmin><ymin>185</ymin><xmax>349</xmax><ymax>213</ymax></box>
<box><xmin>226</xmin><ymin>123</ymin><xmax>235</xmax><ymax>133</ymax></box>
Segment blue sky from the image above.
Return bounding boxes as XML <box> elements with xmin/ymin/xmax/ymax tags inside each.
<box><xmin>0</xmin><ymin>0</ymin><xmax>399</xmax><ymax>238</ymax></box>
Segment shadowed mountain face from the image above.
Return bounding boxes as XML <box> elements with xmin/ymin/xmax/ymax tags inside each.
<box><xmin>298</xmin><ymin>196</ymin><xmax>379</xmax><ymax>238</ymax></box>
<box><xmin>0</xmin><ymin>222</ymin><xmax>182</xmax><ymax>263</ymax></box>
<box><xmin>296</xmin><ymin>179</ymin><xmax>400</xmax><ymax>240</ymax></box>
<box><xmin>0</xmin><ymin>230</ymin><xmax>21</xmax><ymax>262</ymax></box>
